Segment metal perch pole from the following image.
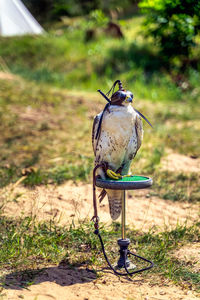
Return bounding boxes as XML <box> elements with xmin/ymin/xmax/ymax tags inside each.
<box><xmin>94</xmin><ymin>175</ymin><xmax>154</xmax><ymax>276</ymax></box>
<box><xmin>121</xmin><ymin>190</ymin><xmax>126</xmax><ymax>240</ymax></box>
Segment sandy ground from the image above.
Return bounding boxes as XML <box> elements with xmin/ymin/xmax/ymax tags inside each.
<box><xmin>1</xmin><ymin>151</ymin><xmax>199</xmax><ymax>232</ymax></box>
<box><xmin>173</xmin><ymin>243</ymin><xmax>200</xmax><ymax>273</ymax></box>
<box><xmin>1</xmin><ymin>152</ymin><xmax>200</xmax><ymax>300</ymax></box>
<box><xmin>161</xmin><ymin>153</ymin><xmax>200</xmax><ymax>173</ymax></box>
<box><xmin>2</xmin><ymin>181</ymin><xmax>199</xmax><ymax>232</ymax></box>
<box><xmin>3</xmin><ymin>270</ymin><xmax>199</xmax><ymax>300</ymax></box>
<box><xmin>0</xmin><ymin>71</ymin><xmax>19</xmax><ymax>81</ymax></box>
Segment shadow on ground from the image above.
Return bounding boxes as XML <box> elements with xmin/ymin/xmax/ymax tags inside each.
<box><xmin>1</xmin><ymin>263</ymin><xmax>97</xmax><ymax>290</ymax></box>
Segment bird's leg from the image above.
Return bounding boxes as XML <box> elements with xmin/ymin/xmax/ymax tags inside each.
<box><xmin>116</xmin><ymin>166</ymin><xmax>123</xmax><ymax>174</ymax></box>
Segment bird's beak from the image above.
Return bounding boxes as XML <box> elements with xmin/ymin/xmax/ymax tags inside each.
<box><xmin>125</xmin><ymin>95</ymin><xmax>133</xmax><ymax>103</ymax></box>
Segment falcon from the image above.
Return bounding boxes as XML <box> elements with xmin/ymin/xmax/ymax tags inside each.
<box><xmin>92</xmin><ymin>80</ymin><xmax>144</xmax><ymax>220</ymax></box>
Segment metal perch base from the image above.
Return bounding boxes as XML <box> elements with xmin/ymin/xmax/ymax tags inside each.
<box><xmin>95</xmin><ymin>175</ymin><xmax>154</xmax><ymax>276</ymax></box>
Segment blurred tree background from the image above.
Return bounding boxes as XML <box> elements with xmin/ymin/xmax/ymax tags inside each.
<box><xmin>139</xmin><ymin>0</ymin><xmax>200</xmax><ymax>70</ymax></box>
<box><xmin>18</xmin><ymin>0</ymin><xmax>200</xmax><ymax>94</ymax></box>
<box><xmin>23</xmin><ymin>0</ymin><xmax>136</xmax><ymax>20</ymax></box>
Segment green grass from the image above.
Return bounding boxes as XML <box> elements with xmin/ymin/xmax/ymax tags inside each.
<box><xmin>150</xmin><ymin>172</ymin><xmax>200</xmax><ymax>202</ymax></box>
<box><xmin>0</xmin><ymin>15</ymin><xmax>200</xmax><ymax>102</ymax></box>
<box><xmin>0</xmin><ymin>78</ymin><xmax>94</xmax><ymax>186</ymax></box>
<box><xmin>0</xmin><ymin>217</ymin><xmax>199</xmax><ymax>291</ymax></box>
<box><xmin>0</xmin><ymin>14</ymin><xmax>199</xmax><ymax>295</ymax></box>
<box><xmin>0</xmin><ymin>76</ymin><xmax>199</xmax><ymax>207</ymax></box>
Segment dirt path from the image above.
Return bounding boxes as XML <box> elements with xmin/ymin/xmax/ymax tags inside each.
<box><xmin>2</xmin><ymin>152</ymin><xmax>199</xmax><ymax>232</ymax></box>
<box><xmin>2</xmin><ymin>180</ymin><xmax>199</xmax><ymax>232</ymax></box>
<box><xmin>3</xmin><ymin>269</ymin><xmax>199</xmax><ymax>300</ymax></box>
<box><xmin>1</xmin><ymin>182</ymin><xmax>199</xmax><ymax>231</ymax></box>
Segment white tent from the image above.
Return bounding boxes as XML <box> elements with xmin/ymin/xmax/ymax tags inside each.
<box><xmin>0</xmin><ymin>0</ymin><xmax>44</xmax><ymax>36</ymax></box>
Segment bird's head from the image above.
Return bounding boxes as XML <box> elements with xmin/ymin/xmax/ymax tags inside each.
<box><xmin>124</xmin><ymin>91</ymin><xmax>134</xmax><ymax>103</ymax></box>
<box><xmin>97</xmin><ymin>80</ymin><xmax>134</xmax><ymax>106</ymax></box>
<box><xmin>110</xmin><ymin>89</ymin><xmax>133</xmax><ymax>105</ymax></box>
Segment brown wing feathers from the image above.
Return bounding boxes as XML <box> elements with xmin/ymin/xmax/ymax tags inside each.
<box><xmin>92</xmin><ymin>115</ymin><xmax>99</xmax><ymax>155</ymax></box>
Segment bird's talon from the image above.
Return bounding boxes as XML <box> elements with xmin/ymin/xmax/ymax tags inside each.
<box><xmin>106</xmin><ymin>169</ymin><xmax>122</xmax><ymax>180</ymax></box>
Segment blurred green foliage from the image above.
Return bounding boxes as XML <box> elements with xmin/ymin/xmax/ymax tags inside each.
<box><xmin>22</xmin><ymin>0</ymin><xmax>200</xmax><ymax>74</ymax></box>
<box><xmin>23</xmin><ymin>0</ymin><xmax>136</xmax><ymax>22</ymax></box>
<box><xmin>139</xmin><ymin>0</ymin><xmax>200</xmax><ymax>68</ymax></box>
<box><xmin>1</xmin><ymin>15</ymin><xmax>200</xmax><ymax>102</ymax></box>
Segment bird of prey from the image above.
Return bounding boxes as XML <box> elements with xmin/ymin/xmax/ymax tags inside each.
<box><xmin>92</xmin><ymin>80</ymin><xmax>144</xmax><ymax>220</ymax></box>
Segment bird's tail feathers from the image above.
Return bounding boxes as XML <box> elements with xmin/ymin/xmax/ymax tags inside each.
<box><xmin>107</xmin><ymin>189</ymin><xmax>122</xmax><ymax>220</ymax></box>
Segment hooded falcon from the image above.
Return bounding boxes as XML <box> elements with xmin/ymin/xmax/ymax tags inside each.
<box><xmin>92</xmin><ymin>80</ymin><xmax>145</xmax><ymax>220</ymax></box>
